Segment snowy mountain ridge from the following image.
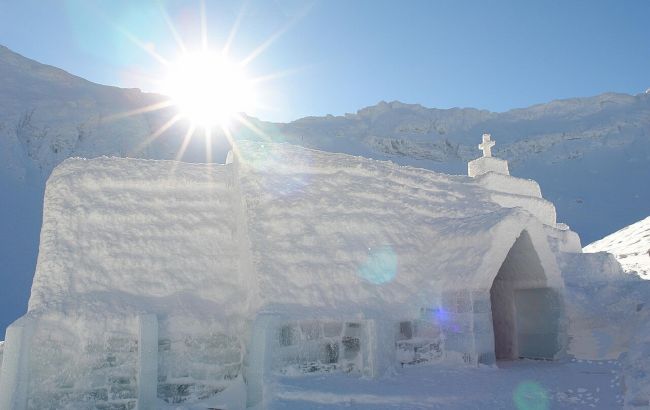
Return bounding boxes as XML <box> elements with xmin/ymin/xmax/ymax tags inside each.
<box><xmin>1</xmin><ymin>44</ymin><xmax>649</xmax><ymax>335</ymax></box>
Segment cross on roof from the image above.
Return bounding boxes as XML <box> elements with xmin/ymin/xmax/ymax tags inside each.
<box><xmin>478</xmin><ymin>133</ymin><xmax>495</xmax><ymax>158</ymax></box>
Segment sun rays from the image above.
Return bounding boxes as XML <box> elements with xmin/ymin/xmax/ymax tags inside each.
<box><xmin>108</xmin><ymin>0</ymin><xmax>303</xmax><ymax>165</ymax></box>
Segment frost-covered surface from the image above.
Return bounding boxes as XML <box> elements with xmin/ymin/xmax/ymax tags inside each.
<box><xmin>29</xmin><ymin>157</ymin><xmax>250</xmax><ymax>322</ymax></box>
<box><xmin>29</xmin><ymin>142</ymin><xmax>563</xmax><ymax>322</ymax></box>
<box><xmin>235</xmin><ymin>141</ymin><xmax>561</xmax><ymax>320</ymax></box>
<box><xmin>474</xmin><ymin>172</ymin><xmax>542</xmax><ymax>198</ymax></box>
<box><xmin>584</xmin><ymin>216</ymin><xmax>650</xmax><ymax>279</ymax></box>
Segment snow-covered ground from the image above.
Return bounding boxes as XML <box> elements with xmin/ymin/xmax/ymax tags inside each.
<box><xmin>584</xmin><ymin>216</ymin><xmax>650</xmax><ymax>279</ymax></box>
<box><xmin>267</xmin><ymin>360</ymin><xmax>624</xmax><ymax>410</ymax></box>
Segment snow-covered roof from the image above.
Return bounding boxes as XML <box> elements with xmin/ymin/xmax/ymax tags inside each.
<box><xmin>27</xmin><ymin>141</ymin><xmax>563</xmax><ymax>322</ymax></box>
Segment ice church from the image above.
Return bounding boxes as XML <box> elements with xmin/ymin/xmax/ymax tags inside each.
<box><xmin>0</xmin><ymin>135</ymin><xmax>625</xmax><ymax>409</ymax></box>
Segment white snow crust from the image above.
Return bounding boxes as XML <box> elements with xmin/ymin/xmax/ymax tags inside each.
<box><xmin>30</xmin><ymin>157</ymin><xmax>250</xmax><ymax>330</ymax></box>
<box><xmin>467</xmin><ymin>156</ymin><xmax>509</xmax><ymax>177</ymax></box>
<box><xmin>28</xmin><ymin>142</ymin><xmax>566</xmax><ymax>324</ymax></box>
<box><xmin>584</xmin><ymin>215</ymin><xmax>650</xmax><ymax>279</ymax></box>
<box><xmin>236</xmin><ymin>142</ymin><xmax>562</xmax><ymax>319</ymax></box>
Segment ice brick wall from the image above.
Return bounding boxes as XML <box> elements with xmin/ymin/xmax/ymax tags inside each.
<box><xmin>395</xmin><ymin>317</ymin><xmax>444</xmax><ymax>366</ymax></box>
<box><xmin>431</xmin><ymin>290</ymin><xmax>496</xmax><ymax>365</ymax></box>
<box><xmin>271</xmin><ymin>320</ymin><xmax>365</xmax><ymax>375</ymax></box>
<box><xmin>27</xmin><ymin>315</ymin><xmax>139</xmax><ymax>410</ymax></box>
<box><xmin>157</xmin><ymin>319</ymin><xmax>242</xmax><ymax>404</ymax></box>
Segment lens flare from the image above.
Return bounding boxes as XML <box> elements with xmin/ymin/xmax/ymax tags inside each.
<box><xmin>163</xmin><ymin>51</ymin><xmax>255</xmax><ymax>128</ymax></box>
<box><xmin>513</xmin><ymin>381</ymin><xmax>549</xmax><ymax>410</ymax></box>
<box><xmin>358</xmin><ymin>245</ymin><xmax>398</xmax><ymax>284</ymax></box>
<box><xmin>100</xmin><ymin>0</ymin><xmax>306</xmax><ymax>164</ymax></box>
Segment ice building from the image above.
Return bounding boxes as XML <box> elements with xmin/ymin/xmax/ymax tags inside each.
<box><xmin>0</xmin><ymin>135</ymin><xmax>623</xmax><ymax>409</ymax></box>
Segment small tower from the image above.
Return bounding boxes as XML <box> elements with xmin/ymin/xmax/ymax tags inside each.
<box><xmin>468</xmin><ymin>133</ymin><xmax>509</xmax><ymax>177</ymax></box>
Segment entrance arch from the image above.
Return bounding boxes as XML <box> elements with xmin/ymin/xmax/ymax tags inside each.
<box><xmin>489</xmin><ymin>230</ymin><xmax>562</xmax><ymax>361</ymax></box>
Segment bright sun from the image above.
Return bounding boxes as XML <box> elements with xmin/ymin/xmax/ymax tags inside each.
<box><xmin>164</xmin><ymin>52</ymin><xmax>255</xmax><ymax>128</ymax></box>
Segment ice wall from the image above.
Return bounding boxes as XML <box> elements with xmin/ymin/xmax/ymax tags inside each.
<box><xmin>22</xmin><ymin>157</ymin><xmax>251</xmax><ymax>407</ymax></box>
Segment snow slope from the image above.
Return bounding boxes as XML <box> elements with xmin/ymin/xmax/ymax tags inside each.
<box><xmin>584</xmin><ymin>216</ymin><xmax>650</xmax><ymax>279</ymax></box>
<box><xmin>1</xmin><ymin>44</ymin><xmax>650</xmax><ymax>336</ymax></box>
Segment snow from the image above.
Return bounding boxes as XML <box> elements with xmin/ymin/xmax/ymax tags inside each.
<box><xmin>621</xmin><ymin>302</ymin><xmax>650</xmax><ymax>408</ymax></box>
<box><xmin>29</xmin><ymin>157</ymin><xmax>248</xmax><ymax>324</ymax></box>
<box><xmin>467</xmin><ymin>156</ymin><xmax>510</xmax><ymax>177</ymax></box>
<box><xmin>0</xmin><ymin>45</ymin><xmax>649</xmax><ymax>408</ymax></box>
<box><xmin>27</xmin><ymin>141</ymin><xmax>566</xmax><ymax>325</ymax></box>
<box><xmin>3</xmin><ymin>44</ymin><xmax>650</xmax><ymax>338</ymax></box>
<box><xmin>267</xmin><ymin>360</ymin><xmax>624</xmax><ymax>409</ymax></box>
<box><xmin>234</xmin><ymin>141</ymin><xmax>563</xmax><ymax>319</ymax></box>
<box><xmin>584</xmin><ymin>216</ymin><xmax>650</xmax><ymax>279</ymax></box>
<box><xmin>1</xmin><ymin>141</ymin><xmax>583</xmax><ymax>408</ymax></box>
<box><xmin>474</xmin><ymin>172</ymin><xmax>542</xmax><ymax>198</ymax></box>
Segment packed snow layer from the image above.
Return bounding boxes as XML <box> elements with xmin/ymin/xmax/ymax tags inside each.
<box><xmin>235</xmin><ymin>142</ymin><xmax>562</xmax><ymax>320</ymax></box>
<box><xmin>474</xmin><ymin>172</ymin><xmax>542</xmax><ymax>198</ymax></box>
<box><xmin>29</xmin><ymin>157</ymin><xmax>251</xmax><ymax>329</ymax></box>
<box><xmin>584</xmin><ymin>216</ymin><xmax>650</xmax><ymax>279</ymax></box>
<box><xmin>467</xmin><ymin>156</ymin><xmax>509</xmax><ymax>177</ymax></box>
<box><xmin>28</xmin><ymin>142</ymin><xmax>563</xmax><ymax>324</ymax></box>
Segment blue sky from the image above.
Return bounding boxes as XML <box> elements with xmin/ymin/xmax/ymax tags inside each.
<box><xmin>0</xmin><ymin>0</ymin><xmax>648</xmax><ymax>122</ymax></box>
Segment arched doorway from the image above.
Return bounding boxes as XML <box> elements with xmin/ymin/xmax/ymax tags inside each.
<box><xmin>489</xmin><ymin>230</ymin><xmax>561</xmax><ymax>361</ymax></box>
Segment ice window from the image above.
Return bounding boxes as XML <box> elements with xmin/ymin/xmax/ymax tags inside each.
<box><xmin>399</xmin><ymin>321</ymin><xmax>413</xmax><ymax>340</ymax></box>
<box><xmin>279</xmin><ymin>325</ymin><xmax>296</xmax><ymax>346</ymax></box>
<box><xmin>301</xmin><ymin>322</ymin><xmax>321</xmax><ymax>341</ymax></box>
<box><xmin>322</xmin><ymin>342</ymin><xmax>339</xmax><ymax>364</ymax></box>
<box><xmin>323</xmin><ymin>322</ymin><xmax>342</xmax><ymax>338</ymax></box>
